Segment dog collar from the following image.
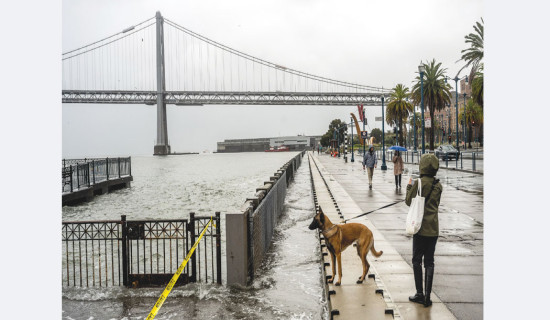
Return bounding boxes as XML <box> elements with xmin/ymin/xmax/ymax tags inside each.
<box><xmin>322</xmin><ymin>225</ymin><xmax>339</xmax><ymax>239</ymax></box>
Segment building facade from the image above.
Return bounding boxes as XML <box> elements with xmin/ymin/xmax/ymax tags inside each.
<box><xmin>217</xmin><ymin>135</ymin><xmax>322</xmax><ymax>153</ymax></box>
<box><xmin>431</xmin><ymin>79</ymin><xmax>481</xmax><ymax>147</ymax></box>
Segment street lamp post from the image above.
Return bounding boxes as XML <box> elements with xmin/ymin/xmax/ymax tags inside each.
<box><xmin>413</xmin><ymin>105</ymin><xmax>417</xmax><ymax>152</ymax></box>
<box><xmin>362</xmin><ymin>109</ymin><xmax>366</xmax><ymax>160</ymax></box>
<box><xmin>350</xmin><ymin>116</ymin><xmax>355</xmax><ymax>162</ymax></box>
<box><xmin>463</xmin><ymin>93</ymin><xmax>467</xmax><ymax>149</ymax></box>
<box><xmin>446</xmin><ymin>103</ymin><xmax>451</xmax><ymax>144</ymax></box>
<box><xmin>337</xmin><ymin>128</ymin><xmax>340</xmax><ymax>157</ymax></box>
<box><xmin>381</xmin><ymin>96</ymin><xmax>387</xmax><ymax>170</ymax></box>
<box><xmin>449</xmin><ymin>74</ymin><xmax>468</xmax><ymax>152</ymax></box>
<box><xmin>419</xmin><ymin>63</ymin><xmax>426</xmax><ymax>154</ymax></box>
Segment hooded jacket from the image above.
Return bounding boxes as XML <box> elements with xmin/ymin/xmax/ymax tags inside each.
<box><xmin>362</xmin><ymin>145</ymin><xmax>377</xmax><ymax>168</ymax></box>
<box><xmin>405</xmin><ymin>154</ymin><xmax>442</xmax><ymax>237</ymax></box>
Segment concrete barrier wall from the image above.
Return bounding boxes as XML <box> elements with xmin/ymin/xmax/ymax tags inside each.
<box><xmin>226</xmin><ymin>151</ymin><xmax>304</xmax><ymax>286</ymax></box>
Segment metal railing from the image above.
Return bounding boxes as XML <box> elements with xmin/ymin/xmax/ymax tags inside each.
<box><xmin>62</xmin><ymin>157</ymin><xmax>132</xmax><ymax>193</ymax></box>
<box><xmin>374</xmin><ymin>149</ymin><xmax>483</xmax><ymax>172</ymax></box>
<box><xmin>248</xmin><ymin>171</ymin><xmax>288</xmax><ymax>275</ymax></box>
<box><xmin>236</xmin><ymin>151</ymin><xmax>304</xmax><ymax>281</ymax></box>
<box><xmin>62</xmin><ymin>213</ymin><xmax>221</xmax><ymax>288</ymax></box>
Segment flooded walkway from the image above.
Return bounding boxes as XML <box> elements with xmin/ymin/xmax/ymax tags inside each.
<box><xmin>313</xmin><ymin>151</ymin><xmax>483</xmax><ymax>320</ymax></box>
<box><xmin>308</xmin><ymin>153</ymin><xmax>392</xmax><ymax>320</ymax></box>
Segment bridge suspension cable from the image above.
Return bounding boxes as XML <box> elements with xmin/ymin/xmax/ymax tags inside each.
<box><xmin>62</xmin><ymin>16</ymin><xmax>157</xmax><ymax>92</ymax></box>
<box><xmin>163</xmin><ymin>18</ymin><xmax>390</xmax><ymax>94</ymax></box>
<box><xmin>62</xmin><ymin>16</ymin><xmax>155</xmax><ymax>56</ymax></box>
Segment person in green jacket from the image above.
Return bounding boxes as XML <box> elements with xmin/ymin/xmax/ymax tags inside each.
<box><xmin>405</xmin><ymin>153</ymin><xmax>442</xmax><ymax>307</ymax></box>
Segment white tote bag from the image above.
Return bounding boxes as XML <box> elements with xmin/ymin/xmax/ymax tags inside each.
<box><xmin>406</xmin><ymin>178</ymin><xmax>424</xmax><ymax>235</ymax></box>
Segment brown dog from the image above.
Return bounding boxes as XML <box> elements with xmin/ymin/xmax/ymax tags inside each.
<box><xmin>309</xmin><ymin>206</ymin><xmax>383</xmax><ymax>285</ymax></box>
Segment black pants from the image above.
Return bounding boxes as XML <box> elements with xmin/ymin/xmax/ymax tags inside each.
<box><xmin>394</xmin><ymin>174</ymin><xmax>402</xmax><ymax>186</ymax></box>
<box><xmin>412</xmin><ymin>234</ymin><xmax>438</xmax><ymax>268</ymax></box>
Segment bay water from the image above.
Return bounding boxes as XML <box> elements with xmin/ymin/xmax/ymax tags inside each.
<box><xmin>62</xmin><ymin>152</ymin><xmax>328</xmax><ymax>319</ymax></box>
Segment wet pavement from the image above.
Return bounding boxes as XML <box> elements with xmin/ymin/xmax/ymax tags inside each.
<box><xmin>313</xmin><ymin>152</ymin><xmax>483</xmax><ymax>320</ymax></box>
<box><xmin>308</xmin><ymin>154</ymin><xmax>392</xmax><ymax>320</ymax></box>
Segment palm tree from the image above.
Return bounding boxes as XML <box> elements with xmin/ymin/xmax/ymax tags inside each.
<box><xmin>411</xmin><ymin>59</ymin><xmax>452</xmax><ymax>150</ymax></box>
<box><xmin>458</xmin><ymin>99</ymin><xmax>483</xmax><ymax>148</ymax></box>
<box><xmin>471</xmin><ymin>65</ymin><xmax>484</xmax><ymax>147</ymax></box>
<box><xmin>386</xmin><ymin>84</ymin><xmax>413</xmax><ymax>146</ymax></box>
<box><xmin>471</xmin><ymin>65</ymin><xmax>483</xmax><ymax>108</ymax></box>
<box><xmin>459</xmin><ymin>18</ymin><xmax>484</xmax><ymax>83</ymax></box>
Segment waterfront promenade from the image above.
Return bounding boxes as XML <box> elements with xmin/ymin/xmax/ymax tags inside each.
<box><xmin>310</xmin><ymin>151</ymin><xmax>483</xmax><ymax>320</ymax></box>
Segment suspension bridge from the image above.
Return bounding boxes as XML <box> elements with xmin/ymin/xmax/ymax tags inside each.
<box><xmin>62</xmin><ymin>12</ymin><xmax>391</xmax><ymax>155</ymax></box>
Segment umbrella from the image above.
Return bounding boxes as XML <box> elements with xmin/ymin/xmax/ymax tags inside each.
<box><xmin>388</xmin><ymin>146</ymin><xmax>407</xmax><ymax>151</ymax></box>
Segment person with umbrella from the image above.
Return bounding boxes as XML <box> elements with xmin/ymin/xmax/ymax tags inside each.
<box><xmin>391</xmin><ymin>147</ymin><xmax>405</xmax><ymax>188</ymax></box>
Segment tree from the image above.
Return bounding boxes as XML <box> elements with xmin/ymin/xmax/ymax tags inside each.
<box><xmin>458</xmin><ymin>99</ymin><xmax>483</xmax><ymax>148</ymax></box>
<box><xmin>471</xmin><ymin>65</ymin><xmax>484</xmax><ymax>146</ymax></box>
<box><xmin>459</xmin><ymin>18</ymin><xmax>484</xmax><ymax>83</ymax></box>
<box><xmin>370</xmin><ymin>128</ymin><xmax>382</xmax><ymax>144</ymax></box>
<box><xmin>320</xmin><ymin>119</ymin><xmax>347</xmax><ymax>147</ymax></box>
<box><xmin>471</xmin><ymin>65</ymin><xmax>483</xmax><ymax>108</ymax></box>
<box><xmin>386</xmin><ymin>84</ymin><xmax>413</xmax><ymax>146</ymax></box>
<box><xmin>411</xmin><ymin>59</ymin><xmax>452</xmax><ymax>150</ymax></box>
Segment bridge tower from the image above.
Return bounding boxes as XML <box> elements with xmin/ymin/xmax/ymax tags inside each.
<box><xmin>153</xmin><ymin>11</ymin><xmax>170</xmax><ymax>155</ymax></box>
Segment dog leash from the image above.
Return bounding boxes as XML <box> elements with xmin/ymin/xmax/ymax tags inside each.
<box><xmin>342</xmin><ymin>200</ymin><xmax>405</xmax><ymax>223</ymax></box>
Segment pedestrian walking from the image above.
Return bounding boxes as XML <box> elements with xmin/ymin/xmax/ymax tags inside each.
<box><xmin>405</xmin><ymin>154</ymin><xmax>442</xmax><ymax>308</ymax></box>
<box><xmin>362</xmin><ymin>145</ymin><xmax>377</xmax><ymax>189</ymax></box>
<box><xmin>392</xmin><ymin>151</ymin><xmax>404</xmax><ymax>189</ymax></box>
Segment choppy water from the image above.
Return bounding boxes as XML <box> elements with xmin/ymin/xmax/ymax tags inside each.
<box><xmin>62</xmin><ymin>152</ymin><xmax>327</xmax><ymax>319</ymax></box>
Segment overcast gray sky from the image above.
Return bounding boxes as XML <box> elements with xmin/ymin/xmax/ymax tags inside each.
<box><xmin>62</xmin><ymin>0</ymin><xmax>483</xmax><ymax>157</ymax></box>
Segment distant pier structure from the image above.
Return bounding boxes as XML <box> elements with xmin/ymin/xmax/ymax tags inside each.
<box><xmin>217</xmin><ymin>135</ymin><xmax>321</xmax><ymax>153</ymax></box>
<box><xmin>62</xmin><ymin>157</ymin><xmax>133</xmax><ymax>205</ymax></box>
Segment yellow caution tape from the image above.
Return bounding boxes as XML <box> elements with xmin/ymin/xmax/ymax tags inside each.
<box><xmin>146</xmin><ymin>217</ymin><xmax>213</xmax><ymax>320</ymax></box>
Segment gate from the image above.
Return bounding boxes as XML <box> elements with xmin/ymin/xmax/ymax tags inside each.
<box><xmin>62</xmin><ymin>213</ymin><xmax>221</xmax><ymax>288</ymax></box>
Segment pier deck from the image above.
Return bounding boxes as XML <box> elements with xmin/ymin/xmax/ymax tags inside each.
<box><xmin>309</xmin><ymin>152</ymin><xmax>461</xmax><ymax>319</ymax></box>
<box><xmin>62</xmin><ymin>157</ymin><xmax>133</xmax><ymax>205</ymax></box>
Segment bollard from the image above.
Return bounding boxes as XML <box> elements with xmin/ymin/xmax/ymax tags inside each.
<box><xmin>473</xmin><ymin>153</ymin><xmax>476</xmax><ymax>171</ymax></box>
<box><xmin>226</xmin><ymin>210</ymin><xmax>249</xmax><ymax>286</ymax></box>
<box><xmin>445</xmin><ymin>156</ymin><xmax>448</xmax><ymax>168</ymax></box>
<box><xmin>460</xmin><ymin>153</ymin><xmax>463</xmax><ymax>169</ymax></box>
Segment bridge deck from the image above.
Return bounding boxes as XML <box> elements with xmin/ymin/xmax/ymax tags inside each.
<box><xmin>62</xmin><ymin>90</ymin><xmax>388</xmax><ymax>106</ymax></box>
